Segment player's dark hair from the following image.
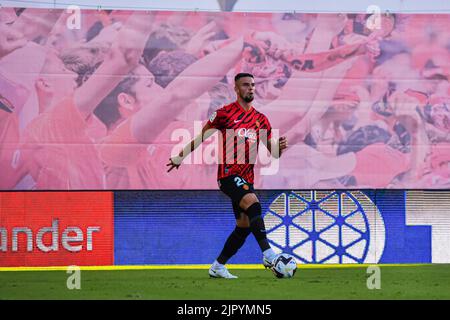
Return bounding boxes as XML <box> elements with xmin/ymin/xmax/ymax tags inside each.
<box><xmin>234</xmin><ymin>73</ymin><xmax>254</xmax><ymax>82</ymax></box>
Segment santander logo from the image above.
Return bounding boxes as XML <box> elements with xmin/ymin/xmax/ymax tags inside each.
<box><xmin>0</xmin><ymin>219</ymin><xmax>101</xmax><ymax>253</ymax></box>
<box><xmin>0</xmin><ymin>192</ymin><xmax>113</xmax><ymax>267</ymax></box>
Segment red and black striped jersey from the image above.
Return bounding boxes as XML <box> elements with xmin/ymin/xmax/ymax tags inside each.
<box><xmin>208</xmin><ymin>101</ymin><xmax>272</xmax><ymax>184</ymax></box>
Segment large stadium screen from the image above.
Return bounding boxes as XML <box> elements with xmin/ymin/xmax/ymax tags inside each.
<box><xmin>0</xmin><ymin>9</ymin><xmax>449</xmax><ymax>190</ymax></box>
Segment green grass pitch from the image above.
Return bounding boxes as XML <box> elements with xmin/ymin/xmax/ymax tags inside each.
<box><xmin>1</xmin><ymin>265</ymin><xmax>450</xmax><ymax>300</ymax></box>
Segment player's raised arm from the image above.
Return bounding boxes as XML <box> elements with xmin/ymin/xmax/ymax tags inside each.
<box><xmin>132</xmin><ymin>36</ymin><xmax>244</xmax><ymax>143</ymax></box>
<box><xmin>167</xmin><ymin>121</ymin><xmax>216</xmax><ymax>172</ymax></box>
<box><xmin>74</xmin><ymin>11</ymin><xmax>155</xmax><ymax>119</ymax></box>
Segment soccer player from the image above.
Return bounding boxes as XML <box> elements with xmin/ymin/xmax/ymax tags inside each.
<box><xmin>167</xmin><ymin>73</ymin><xmax>288</xmax><ymax>278</ymax></box>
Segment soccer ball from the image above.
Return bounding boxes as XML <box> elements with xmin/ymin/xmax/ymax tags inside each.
<box><xmin>271</xmin><ymin>253</ymin><xmax>297</xmax><ymax>278</ymax></box>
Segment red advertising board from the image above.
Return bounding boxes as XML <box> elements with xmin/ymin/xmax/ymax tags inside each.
<box><xmin>0</xmin><ymin>192</ymin><xmax>113</xmax><ymax>267</ymax></box>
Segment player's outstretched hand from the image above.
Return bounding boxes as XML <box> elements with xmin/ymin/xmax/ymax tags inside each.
<box><xmin>166</xmin><ymin>156</ymin><xmax>182</xmax><ymax>172</ymax></box>
<box><xmin>279</xmin><ymin>136</ymin><xmax>288</xmax><ymax>155</ymax></box>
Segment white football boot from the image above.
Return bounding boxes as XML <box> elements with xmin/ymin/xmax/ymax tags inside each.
<box><xmin>263</xmin><ymin>255</ymin><xmax>276</xmax><ymax>269</ymax></box>
<box><xmin>208</xmin><ymin>265</ymin><xmax>238</xmax><ymax>279</ymax></box>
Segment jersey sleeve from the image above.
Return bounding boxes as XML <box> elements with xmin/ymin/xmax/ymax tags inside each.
<box><xmin>207</xmin><ymin>107</ymin><xmax>227</xmax><ymax>130</ymax></box>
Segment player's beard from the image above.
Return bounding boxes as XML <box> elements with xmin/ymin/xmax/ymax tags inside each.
<box><xmin>242</xmin><ymin>93</ymin><xmax>254</xmax><ymax>103</ymax></box>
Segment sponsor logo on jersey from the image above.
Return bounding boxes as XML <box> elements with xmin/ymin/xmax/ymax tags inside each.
<box><xmin>237</xmin><ymin>128</ymin><xmax>257</xmax><ymax>143</ymax></box>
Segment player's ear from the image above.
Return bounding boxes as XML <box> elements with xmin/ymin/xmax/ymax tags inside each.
<box><xmin>117</xmin><ymin>92</ymin><xmax>136</xmax><ymax>110</ymax></box>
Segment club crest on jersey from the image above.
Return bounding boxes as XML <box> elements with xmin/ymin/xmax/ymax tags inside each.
<box><xmin>255</xmin><ymin>120</ymin><xmax>260</xmax><ymax>128</ymax></box>
<box><xmin>209</xmin><ymin>111</ymin><xmax>217</xmax><ymax>122</ymax></box>
<box><xmin>237</xmin><ymin>128</ymin><xmax>257</xmax><ymax>143</ymax></box>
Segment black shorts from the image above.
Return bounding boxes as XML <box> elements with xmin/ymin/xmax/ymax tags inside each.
<box><xmin>218</xmin><ymin>175</ymin><xmax>255</xmax><ymax>219</ymax></box>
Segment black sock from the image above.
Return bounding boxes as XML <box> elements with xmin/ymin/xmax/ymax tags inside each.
<box><xmin>217</xmin><ymin>226</ymin><xmax>251</xmax><ymax>264</ymax></box>
<box><xmin>245</xmin><ymin>202</ymin><xmax>271</xmax><ymax>252</ymax></box>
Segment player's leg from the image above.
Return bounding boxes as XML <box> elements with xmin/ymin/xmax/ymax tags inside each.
<box><xmin>209</xmin><ymin>205</ymin><xmax>250</xmax><ymax>279</ymax></box>
<box><xmin>239</xmin><ymin>193</ymin><xmax>277</xmax><ymax>267</ymax></box>
<box><xmin>216</xmin><ymin>210</ymin><xmax>251</xmax><ymax>264</ymax></box>
<box><xmin>210</xmin><ymin>174</ymin><xmax>276</xmax><ymax>277</ymax></box>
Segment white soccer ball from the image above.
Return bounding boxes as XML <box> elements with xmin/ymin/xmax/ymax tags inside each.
<box><xmin>271</xmin><ymin>253</ymin><xmax>298</xmax><ymax>278</ymax></box>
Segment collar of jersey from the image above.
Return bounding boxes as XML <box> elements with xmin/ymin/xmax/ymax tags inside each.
<box><xmin>235</xmin><ymin>101</ymin><xmax>253</xmax><ymax>113</ymax></box>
